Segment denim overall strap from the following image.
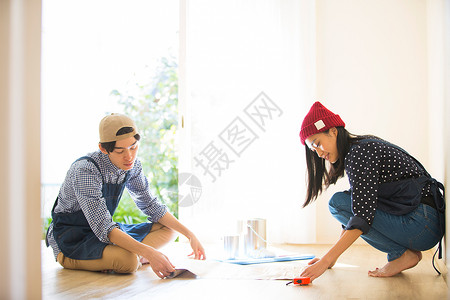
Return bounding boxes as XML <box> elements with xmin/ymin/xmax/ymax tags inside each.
<box><xmin>50</xmin><ymin>156</ymin><xmax>153</xmax><ymax>260</ymax></box>
<box><xmin>45</xmin><ymin>156</ymin><xmax>103</xmax><ymax>248</ymax></box>
<box><xmin>50</xmin><ymin>156</ymin><xmax>130</xmax><ymax>260</ymax></box>
<box><xmin>81</xmin><ymin>158</ymin><xmax>153</xmax><ymax>248</ymax></box>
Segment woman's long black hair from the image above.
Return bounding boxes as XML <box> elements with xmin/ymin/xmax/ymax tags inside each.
<box><xmin>303</xmin><ymin>127</ymin><xmax>369</xmax><ymax>207</ymax></box>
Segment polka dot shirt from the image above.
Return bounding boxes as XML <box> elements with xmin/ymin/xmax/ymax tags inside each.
<box><xmin>344</xmin><ymin>138</ymin><xmax>431</xmax><ymax>233</ymax></box>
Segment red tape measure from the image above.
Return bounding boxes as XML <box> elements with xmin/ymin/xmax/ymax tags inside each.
<box><xmin>286</xmin><ymin>277</ymin><xmax>311</xmax><ymax>286</ymax></box>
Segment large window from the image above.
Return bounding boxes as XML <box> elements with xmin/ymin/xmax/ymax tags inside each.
<box><xmin>178</xmin><ymin>0</ymin><xmax>316</xmax><ymax>244</ymax></box>
<box><xmin>41</xmin><ymin>0</ymin><xmax>179</xmax><ymax>234</ymax></box>
<box><xmin>41</xmin><ymin>0</ymin><xmax>317</xmax><ymax>245</ymax></box>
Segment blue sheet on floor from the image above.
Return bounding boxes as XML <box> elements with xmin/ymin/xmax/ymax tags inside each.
<box><xmin>219</xmin><ymin>254</ymin><xmax>315</xmax><ymax>265</ymax></box>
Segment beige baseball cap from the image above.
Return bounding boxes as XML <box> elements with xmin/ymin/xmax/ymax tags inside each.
<box><xmin>99</xmin><ymin>113</ymin><xmax>138</xmax><ymax>143</ymax></box>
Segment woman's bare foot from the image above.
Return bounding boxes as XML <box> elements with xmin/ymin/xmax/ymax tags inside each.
<box><xmin>368</xmin><ymin>249</ymin><xmax>422</xmax><ymax>277</ymax></box>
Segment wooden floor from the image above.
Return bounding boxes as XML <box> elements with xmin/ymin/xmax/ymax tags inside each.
<box><xmin>42</xmin><ymin>241</ymin><xmax>448</xmax><ymax>299</ymax></box>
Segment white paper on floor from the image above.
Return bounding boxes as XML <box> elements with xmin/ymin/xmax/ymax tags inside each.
<box><xmin>167</xmin><ymin>258</ymin><xmax>310</xmax><ymax>280</ymax></box>
<box><xmin>161</xmin><ymin>243</ymin><xmax>315</xmax><ymax>280</ymax></box>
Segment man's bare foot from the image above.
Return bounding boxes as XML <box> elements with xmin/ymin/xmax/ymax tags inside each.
<box><xmin>368</xmin><ymin>249</ymin><xmax>422</xmax><ymax>277</ymax></box>
<box><xmin>139</xmin><ymin>256</ymin><xmax>149</xmax><ymax>265</ymax></box>
<box><xmin>101</xmin><ymin>269</ymin><xmax>114</xmax><ymax>273</ymax></box>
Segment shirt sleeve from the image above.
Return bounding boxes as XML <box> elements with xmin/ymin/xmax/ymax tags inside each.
<box><xmin>345</xmin><ymin>142</ymin><xmax>382</xmax><ymax>234</ymax></box>
<box><xmin>72</xmin><ymin>160</ymin><xmax>118</xmax><ymax>244</ymax></box>
<box><xmin>126</xmin><ymin>159</ymin><xmax>168</xmax><ymax>222</ymax></box>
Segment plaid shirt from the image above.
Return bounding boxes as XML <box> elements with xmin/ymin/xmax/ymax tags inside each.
<box><xmin>47</xmin><ymin>150</ymin><xmax>167</xmax><ymax>259</ymax></box>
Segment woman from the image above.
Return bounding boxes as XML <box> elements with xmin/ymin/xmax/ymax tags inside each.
<box><xmin>298</xmin><ymin>102</ymin><xmax>445</xmax><ymax>281</ymax></box>
<box><xmin>46</xmin><ymin>113</ymin><xmax>205</xmax><ymax>278</ymax></box>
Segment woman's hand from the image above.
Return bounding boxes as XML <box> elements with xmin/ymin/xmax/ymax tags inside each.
<box><xmin>300</xmin><ymin>257</ymin><xmax>332</xmax><ymax>282</ymax></box>
<box><xmin>300</xmin><ymin>229</ymin><xmax>362</xmax><ymax>282</ymax></box>
<box><xmin>145</xmin><ymin>248</ymin><xmax>176</xmax><ymax>279</ymax></box>
<box><xmin>188</xmin><ymin>235</ymin><xmax>206</xmax><ymax>260</ymax></box>
<box><xmin>308</xmin><ymin>257</ymin><xmax>337</xmax><ymax>269</ymax></box>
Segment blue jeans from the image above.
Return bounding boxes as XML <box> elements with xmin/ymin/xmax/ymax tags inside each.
<box><xmin>329</xmin><ymin>191</ymin><xmax>442</xmax><ymax>261</ymax></box>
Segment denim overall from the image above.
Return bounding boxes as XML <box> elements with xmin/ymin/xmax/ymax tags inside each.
<box><xmin>48</xmin><ymin>156</ymin><xmax>153</xmax><ymax>260</ymax></box>
<box><xmin>329</xmin><ymin>139</ymin><xmax>445</xmax><ymax>272</ymax></box>
<box><xmin>361</xmin><ymin>139</ymin><xmax>445</xmax><ymax>238</ymax></box>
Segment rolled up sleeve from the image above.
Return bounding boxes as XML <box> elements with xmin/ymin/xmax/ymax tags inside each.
<box><xmin>126</xmin><ymin>160</ymin><xmax>168</xmax><ymax>222</ymax></box>
<box><xmin>345</xmin><ymin>215</ymin><xmax>371</xmax><ymax>234</ymax></box>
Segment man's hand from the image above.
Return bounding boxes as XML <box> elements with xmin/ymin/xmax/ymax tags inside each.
<box><xmin>145</xmin><ymin>248</ymin><xmax>176</xmax><ymax>279</ymax></box>
<box><xmin>157</xmin><ymin>212</ymin><xmax>207</xmax><ymax>260</ymax></box>
<box><xmin>188</xmin><ymin>235</ymin><xmax>206</xmax><ymax>260</ymax></box>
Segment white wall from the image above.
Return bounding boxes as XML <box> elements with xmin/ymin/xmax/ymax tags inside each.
<box><xmin>314</xmin><ymin>0</ymin><xmax>431</xmax><ymax>244</ymax></box>
<box><xmin>442</xmin><ymin>0</ymin><xmax>450</xmax><ymax>273</ymax></box>
<box><xmin>426</xmin><ymin>0</ymin><xmax>450</xmax><ymax>270</ymax></box>
<box><xmin>0</xmin><ymin>0</ymin><xmax>42</xmax><ymax>299</ymax></box>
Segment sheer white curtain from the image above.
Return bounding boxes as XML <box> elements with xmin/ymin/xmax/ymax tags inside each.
<box><xmin>179</xmin><ymin>0</ymin><xmax>316</xmax><ymax>244</ymax></box>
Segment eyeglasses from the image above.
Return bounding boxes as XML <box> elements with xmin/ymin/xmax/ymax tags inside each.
<box><xmin>306</xmin><ymin>138</ymin><xmax>321</xmax><ymax>152</ymax></box>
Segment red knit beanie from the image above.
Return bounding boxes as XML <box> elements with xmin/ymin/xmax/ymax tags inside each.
<box><xmin>299</xmin><ymin>102</ymin><xmax>345</xmax><ymax>145</ymax></box>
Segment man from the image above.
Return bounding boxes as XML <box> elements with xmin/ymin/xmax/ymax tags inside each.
<box><xmin>46</xmin><ymin>113</ymin><xmax>205</xmax><ymax>278</ymax></box>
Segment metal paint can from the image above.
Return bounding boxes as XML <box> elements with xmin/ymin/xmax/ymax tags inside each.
<box><xmin>245</xmin><ymin>218</ymin><xmax>267</xmax><ymax>255</ymax></box>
